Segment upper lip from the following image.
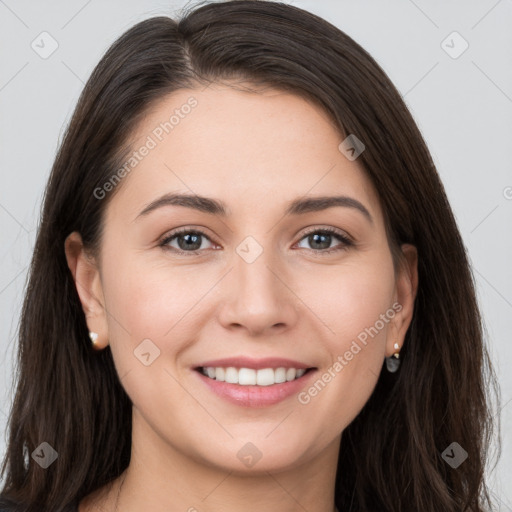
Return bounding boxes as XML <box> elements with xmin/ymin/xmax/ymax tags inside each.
<box><xmin>194</xmin><ymin>357</ymin><xmax>315</xmax><ymax>370</ymax></box>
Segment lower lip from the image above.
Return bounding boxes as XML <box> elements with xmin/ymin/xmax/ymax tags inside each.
<box><xmin>194</xmin><ymin>368</ymin><xmax>317</xmax><ymax>407</ymax></box>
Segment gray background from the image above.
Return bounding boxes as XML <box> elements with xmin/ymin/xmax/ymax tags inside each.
<box><xmin>1</xmin><ymin>0</ymin><xmax>511</xmax><ymax>508</ymax></box>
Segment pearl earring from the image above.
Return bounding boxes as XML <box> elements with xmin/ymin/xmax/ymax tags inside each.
<box><xmin>89</xmin><ymin>331</ymin><xmax>101</xmax><ymax>350</ymax></box>
<box><xmin>385</xmin><ymin>342</ymin><xmax>401</xmax><ymax>373</ymax></box>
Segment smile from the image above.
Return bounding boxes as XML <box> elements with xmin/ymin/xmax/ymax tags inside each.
<box><xmin>198</xmin><ymin>366</ymin><xmax>310</xmax><ymax>386</ymax></box>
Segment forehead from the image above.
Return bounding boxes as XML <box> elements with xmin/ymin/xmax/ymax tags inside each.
<box><xmin>107</xmin><ymin>83</ymin><xmax>382</xmax><ymax>224</ymax></box>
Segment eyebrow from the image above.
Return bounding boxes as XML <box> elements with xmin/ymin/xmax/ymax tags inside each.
<box><xmin>135</xmin><ymin>193</ymin><xmax>373</xmax><ymax>224</ymax></box>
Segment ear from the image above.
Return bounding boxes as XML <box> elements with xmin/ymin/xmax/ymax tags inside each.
<box><xmin>386</xmin><ymin>243</ymin><xmax>418</xmax><ymax>357</ymax></box>
<box><xmin>64</xmin><ymin>231</ymin><xmax>109</xmax><ymax>349</ymax></box>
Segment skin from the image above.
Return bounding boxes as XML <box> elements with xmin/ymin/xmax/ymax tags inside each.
<box><xmin>65</xmin><ymin>83</ymin><xmax>418</xmax><ymax>512</ymax></box>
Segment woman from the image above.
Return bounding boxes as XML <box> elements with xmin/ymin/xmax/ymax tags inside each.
<box><xmin>0</xmin><ymin>1</ymin><xmax>501</xmax><ymax>511</ymax></box>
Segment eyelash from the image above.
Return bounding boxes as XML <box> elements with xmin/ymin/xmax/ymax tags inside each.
<box><xmin>159</xmin><ymin>226</ymin><xmax>354</xmax><ymax>256</ymax></box>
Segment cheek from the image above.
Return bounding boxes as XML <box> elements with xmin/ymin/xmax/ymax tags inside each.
<box><xmin>336</xmin><ymin>270</ymin><xmax>394</xmax><ymax>344</ymax></box>
<box><xmin>99</xmin><ymin>256</ymin><xmax>200</xmax><ymax>412</ymax></box>
<box><xmin>297</xmin><ymin>256</ymin><xmax>396</xmax><ymax>408</ymax></box>
<box><xmin>294</xmin><ymin>265</ymin><xmax>396</xmax><ymax>429</ymax></box>
<box><xmin>295</xmin><ymin>256</ymin><xmax>396</xmax><ymax>346</ymax></box>
<box><xmin>286</xmin><ymin>260</ymin><xmax>397</xmax><ymax>442</ymax></box>
<box><xmin>98</xmin><ymin>248</ymin><xmax>190</xmax><ymax>366</ymax></box>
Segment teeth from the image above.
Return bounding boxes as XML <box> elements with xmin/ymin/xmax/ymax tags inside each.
<box><xmin>200</xmin><ymin>366</ymin><xmax>307</xmax><ymax>386</ymax></box>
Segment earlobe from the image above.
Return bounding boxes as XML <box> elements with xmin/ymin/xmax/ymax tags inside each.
<box><xmin>64</xmin><ymin>231</ymin><xmax>109</xmax><ymax>349</ymax></box>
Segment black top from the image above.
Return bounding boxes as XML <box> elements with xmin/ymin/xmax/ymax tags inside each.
<box><xmin>0</xmin><ymin>495</ymin><xmax>79</xmax><ymax>511</ymax></box>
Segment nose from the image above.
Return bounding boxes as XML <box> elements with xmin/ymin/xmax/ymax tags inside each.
<box><xmin>216</xmin><ymin>244</ymin><xmax>299</xmax><ymax>337</ymax></box>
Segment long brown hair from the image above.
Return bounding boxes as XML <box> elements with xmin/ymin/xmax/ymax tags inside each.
<box><xmin>0</xmin><ymin>1</ymin><xmax>501</xmax><ymax>510</ymax></box>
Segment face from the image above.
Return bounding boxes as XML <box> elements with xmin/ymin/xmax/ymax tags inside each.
<box><xmin>67</xmin><ymin>83</ymin><xmax>417</xmax><ymax>475</ymax></box>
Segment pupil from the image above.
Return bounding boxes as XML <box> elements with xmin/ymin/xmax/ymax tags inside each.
<box><xmin>310</xmin><ymin>233</ymin><xmax>330</xmax><ymax>250</ymax></box>
<box><xmin>179</xmin><ymin>233</ymin><xmax>201</xmax><ymax>251</ymax></box>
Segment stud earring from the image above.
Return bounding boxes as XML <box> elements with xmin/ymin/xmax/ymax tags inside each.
<box><xmin>385</xmin><ymin>342</ymin><xmax>401</xmax><ymax>373</ymax></box>
<box><xmin>89</xmin><ymin>331</ymin><xmax>103</xmax><ymax>350</ymax></box>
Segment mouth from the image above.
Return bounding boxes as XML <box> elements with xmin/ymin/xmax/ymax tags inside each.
<box><xmin>193</xmin><ymin>363</ymin><xmax>318</xmax><ymax>407</ymax></box>
<box><xmin>194</xmin><ymin>365</ymin><xmax>318</xmax><ymax>407</ymax></box>
<box><xmin>192</xmin><ymin>356</ymin><xmax>318</xmax><ymax>407</ymax></box>
<box><xmin>194</xmin><ymin>366</ymin><xmax>316</xmax><ymax>386</ymax></box>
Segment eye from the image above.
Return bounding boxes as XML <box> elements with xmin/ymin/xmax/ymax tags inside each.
<box><xmin>160</xmin><ymin>228</ymin><xmax>215</xmax><ymax>254</ymax></box>
<box><xmin>295</xmin><ymin>227</ymin><xmax>353</xmax><ymax>254</ymax></box>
